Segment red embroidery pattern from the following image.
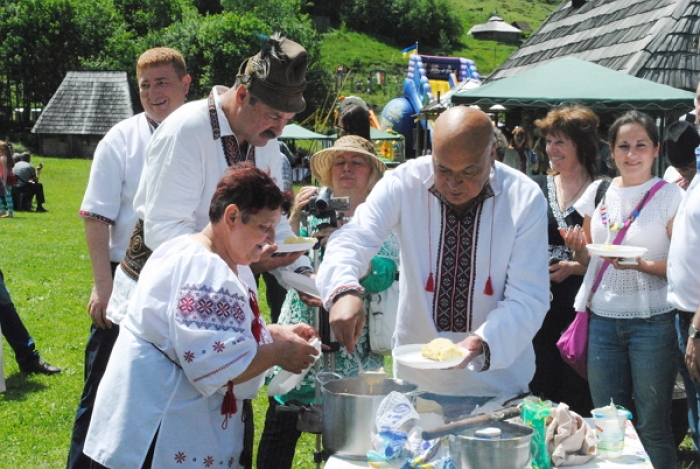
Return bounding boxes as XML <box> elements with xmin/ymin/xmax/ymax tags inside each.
<box><xmin>78</xmin><ymin>211</ymin><xmax>114</xmax><ymax>226</ymax></box>
<box><xmin>208</xmin><ymin>90</ymin><xmax>255</xmax><ymax>167</ymax></box>
<box><xmin>203</xmin><ymin>455</ymin><xmax>215</xmax><ymax>467</ymax></box>
<box><xmin>430</xmin><ymin>186</ymin><xmax>493</xmax><ymax>333</ymax></box>
<box><xmin>212</xmin><ymin>341</ymin><xmax>225</xmax><ymax>353</ymax></box>
<box><xmin>228</xmin><ymin>456</ymin><xmax>234</xmax><ymax>468</ymax></box>
<box><xmin>183</xmin><ymin>350</ymin><xmax>195</xmax><ymax>363</ymax></box>
<box><xmin>325</xmin><ymin>285</ymin><xmax>364</xmax><ymax>309</ymax></box>
<box><xmin>193</xmin><ymin>351</ymin><xmax>250</xmax><ymax>382</ymax></box>
<box><xmin>174</xmin><ymin>451</ymin><xmax>186</xmax><ymax>463</ymax></box>
<box><xmin>175</xmin><ymin>285</ymin><xmax>245</xmax><ymax>331</ymax></box>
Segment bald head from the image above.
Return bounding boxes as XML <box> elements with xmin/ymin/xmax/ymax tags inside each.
<box><xmin>434</xmin><ymin>106</ymin><xmax>494</xmax><ymax>156</ymax></box>
<box><xmin>431</xmin><ymin>106</ymin><xmax>495</xmax><ymax>209</ymax></box>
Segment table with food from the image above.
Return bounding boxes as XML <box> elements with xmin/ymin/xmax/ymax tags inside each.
<box><xmin>309</xmin><ymin>338</ymin><xmax>652</xmax><ymax>469</ymax></box>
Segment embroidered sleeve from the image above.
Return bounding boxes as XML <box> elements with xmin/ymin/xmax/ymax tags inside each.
<box><xmin>78</xmin><ymin>210</ymin><xmax>115</xmax><ymax>225</ymax></box>
<box><xmin>172</xmin><ymin>283</ymin><xmax>258</xmax><ymax>396</ymax></box>
<box><xmin>324</xmin><ymin>285</ymin><xmax>365</xmax><ymax>311</ymax></box>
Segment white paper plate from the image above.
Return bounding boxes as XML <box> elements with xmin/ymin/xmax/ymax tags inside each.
<box><xmin>274</xmin><ymin>241</ymin><xmax>316</xmax><ymax>253</ymax></box>
<box><xmin>587</xmin><ymin>244</ymin><xmax>647</xmax><ymax>259</ymax></box>
<box><xmin>267</xmin><ymin>338</ymin><xmax>322</xmax><ymax>396</ymax></box>
<box><xmin>279</xmin><ymin>271</ymin><xmax>320</xmax><ymax>298</ymax></box>
<box><xmin>393</xmin><ymin>344</ymin><xmax>468</xmax><ymax>370</ymax></box>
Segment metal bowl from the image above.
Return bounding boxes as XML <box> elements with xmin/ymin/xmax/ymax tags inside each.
<box><xmin>449</xmin><ymin>421</ymin><xmax>534</xmax><ymax>469</ymax></box>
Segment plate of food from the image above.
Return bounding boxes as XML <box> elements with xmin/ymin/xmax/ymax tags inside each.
<box><xmin>393</xmin><ymin>339</ymin><xmax>468</xmax><ymax>370</ymax></box>
<box><xmin>274</xmin><ymin>236</ymin><xmax>317</xmax><ymax>253</ymax></box>
<box><xmin>587</xmin><ymin>244</ymin><xmax>647</xmax><ymax>259</ymax></box>
<box><xmin>279</xmin><ymin>271</ymin><xmax>320</xmax><ymax>299</ymax></box>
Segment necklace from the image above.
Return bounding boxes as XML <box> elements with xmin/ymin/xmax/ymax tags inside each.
<box><xmin>556</xmin><ymin>175</ymin><xmax>589</xmax><ymax>211</ymax></box>
<box><xmin>599</xmin><ymin>189</ymin><xmax>652</xmax><ymax>232</ymax></box>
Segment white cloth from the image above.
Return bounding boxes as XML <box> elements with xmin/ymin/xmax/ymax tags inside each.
<box><xmin>85</xmin><ymin>236</ymin><xmax>271</xmax><ymax>469</ymax></box>
<box><xmin>663</xmin><ymin>166</ymin><xmax>681</xmax><ymax>184</ymax></box>
<box><xmin>316</xmin><ymin>158</ymin><xmax>549</xmax><ymax>397</ymax></box>
<box><xmin>545</xmin><ymin>403</ymin><xmax>596</xmax><ymax>466</ymax></box>
<box><xmin>573</xmin><ymin>178</ymin><xmax>682</xmax><ymax>317</ymax></box>
<box><xmin>79</xmin><ymin>113</ymin><xmax>151</xmax><ymax>263</ymax></box>
<box><xmin>107</xmin><ymin>87</ymin><xmax>307</xmax><ymax>324</ymax></box>
<box><xmin>668</xmin><ymin>175</ymin><xmax>700</xmax><ymax>312</ymax></box>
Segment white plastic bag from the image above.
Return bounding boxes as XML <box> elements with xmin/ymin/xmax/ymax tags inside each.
<box><xmin>368</xmin><ymin>279</ymin><xmax>399</xmax><ymax>355</ymax></box>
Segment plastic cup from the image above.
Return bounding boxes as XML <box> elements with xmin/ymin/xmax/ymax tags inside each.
<box><xmin>592</xmin><ymin>407</ymin><xmax>629</xmax><ymax>459</ymax></box>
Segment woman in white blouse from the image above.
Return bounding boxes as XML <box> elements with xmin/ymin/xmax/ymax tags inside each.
<box><xmin>563</xmin><ymin>111</ymin><xmax>683</xmax><ymax>469</ymax></box>
<box><xmin>84</xmin><ymin>164</ymin><xmax>320</xmax><ymax>469</ymax></box>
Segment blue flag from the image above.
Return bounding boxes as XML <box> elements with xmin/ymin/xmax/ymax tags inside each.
<box><xmin>401</xmin><ymin>43</ymin><xmax>418</xmax><ymax>58</ymax></box>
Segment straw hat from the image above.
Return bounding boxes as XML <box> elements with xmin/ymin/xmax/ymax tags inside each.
<box><xmin>311</xmin><ymin>135</ymin><xmax>386</xmax><ymax>187</ymax></box>
<box><xmin>237</xmin><ymin>33</ymin><xmax>308</xmax><ymax>113</ymax></box>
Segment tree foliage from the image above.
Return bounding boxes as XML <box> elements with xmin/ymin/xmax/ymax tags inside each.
<box><xmin>339</xmin><ymin>0</ymin><xmax>463</xmax><ymax>49</ymax></box>
<box><xmin>0</xmin><ymin>0</ymin><xmax>330</xmax><ymax>128</ymax></box>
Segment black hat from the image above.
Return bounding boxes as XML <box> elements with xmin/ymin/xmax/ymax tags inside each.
<box><xmin>664</xmin><ymin>120</ymin><xmax>700</xmax><ymax>168</ymax></box>
<box><xmin>237</xmin><ymin>33</ymin><xmax>307</xmax><ymax>113</ymax></box>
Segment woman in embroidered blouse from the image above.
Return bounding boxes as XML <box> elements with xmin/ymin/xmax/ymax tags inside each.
<box><xmin>257</xmin><ymin>135</ymin><xmax>398</xmax><ymax>469</ymax></box>
<box><xmin>529</xmin><ymin>105</ymin><xmax>598</xmax><ymax>415</ymax></box>
<box><xmin>563</xmin><ymin>111</ymin><xmax>683</xmax><ymax>469</ymax></box>
<box><xmin>84</xmin><ymin>164</ymin><xmax>320</xmax><ymax>469</ymax></box>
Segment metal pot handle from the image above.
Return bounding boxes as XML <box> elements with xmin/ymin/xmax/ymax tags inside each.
<box><xmin>315</xmin><ymin>371</ymin><xmax>343</xmax><ymax>386</ymax></box>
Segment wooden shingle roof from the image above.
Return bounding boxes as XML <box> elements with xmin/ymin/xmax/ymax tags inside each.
<box><xmin>32</xmin><ymin>71</ymin><xmax>133</xmax><ymax>135</ymax></box>
<box><xmin>489</xmin><ymin>0</ymin><xmax>700</xmax><ymax>91</ymax></box>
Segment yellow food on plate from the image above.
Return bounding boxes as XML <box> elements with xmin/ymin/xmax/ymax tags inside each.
<box><xmin>421</xmin><ymin>338</ymin><xmax>464</xmax><ymax>361</ymax></box>
<box><xmin>284</xmin><ymin>236</ymin><xmax>315</xmax><ymax>244</ymax></box>
<box><xmin>599</xmin><ymin>244</ymin><xmax>619</xmax><ymax>250</ymax></box>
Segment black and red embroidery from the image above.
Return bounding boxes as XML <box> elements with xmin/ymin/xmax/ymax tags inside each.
<box><xmin>429</xmin><ymin>185</ymin><xmax>493</xmax><ymax>333</ymax></box>
<box><xmin>208</xmin><ymin>90</ymin><xmax>255</xmax><ymax>167</ymax></box>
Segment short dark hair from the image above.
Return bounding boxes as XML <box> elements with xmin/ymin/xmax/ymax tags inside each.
<box><xmin>209</xmin><ymin>163</ymin><xmax>292</xmax><ymax>223</ymax></box>
<box><xmin>535</xmin><ymin>104</ymin><xmax>599</xmax><ymax>180</ymax></box>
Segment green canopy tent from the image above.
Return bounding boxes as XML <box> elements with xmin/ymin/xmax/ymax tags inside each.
<box><xmin>452</xmin><ymin>57</ymin><xmax>695</xmax><ymax>113</ymax></box>
<box><xmin>279</xmin><ymin>123</ymin><xmax>332</xmax><ymax>141</ymax></box>
<box><xmin>278</xmin><ymin>124</ymin><xmax>332</xmax><ymax>183</ymax></box>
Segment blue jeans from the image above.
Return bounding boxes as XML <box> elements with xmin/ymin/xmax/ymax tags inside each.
<box><xmin>676</xmin><ymin>311</ymin><xmax>700</xmax><ymax>451</ymax></box>
<box><xmin>588</xmin><ymin>312</ymin><xmax>677</xmax><ymax>469</ymax></box>
<box><xmin>0</xmin><ymin>268</ymin><xmax>40</xmax><ymax>366</ymax></box>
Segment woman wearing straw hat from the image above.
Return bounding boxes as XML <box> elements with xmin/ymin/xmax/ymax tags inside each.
<box><xmin>257</xmin><ymin>135</ymin><xmax>399</xmax><ymax>469</ymax></box>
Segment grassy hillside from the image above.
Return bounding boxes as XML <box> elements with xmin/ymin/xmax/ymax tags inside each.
<box><xmin>318</xmin><ymin>0</ymin><xmax>558</xmax><ymax>110</ymax></box>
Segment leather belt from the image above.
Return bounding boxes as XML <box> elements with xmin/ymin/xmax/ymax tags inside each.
<box><xmin>120</xmin><ymin>219</ymin><xmax>154</xmax><ymax>281</ymax></box>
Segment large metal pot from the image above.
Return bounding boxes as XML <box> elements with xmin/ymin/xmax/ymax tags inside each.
<box><xmin>449</xmin><ymin>421</ymin><xmax>533</xmax><ymax>469</ymax></box>
<box><xmin>316</xmin><ymin>372</ymin><xmax>418</xmax><ymax>459</ymax></box>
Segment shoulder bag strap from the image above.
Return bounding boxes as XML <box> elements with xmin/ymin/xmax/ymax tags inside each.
<box><xmin>590</xmin><ymin>179</ymin><xmax>667</xmax><ymax>293</ymax></box>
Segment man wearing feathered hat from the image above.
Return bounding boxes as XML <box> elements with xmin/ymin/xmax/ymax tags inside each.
<box><xmin>86</xmin><ymin>34</ymin><xmax>314</xmax><ymax>469</ymax></box>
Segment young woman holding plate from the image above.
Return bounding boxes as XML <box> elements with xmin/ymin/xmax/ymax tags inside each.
<box><xmin>562</xmin><ymin>110</ymin><xmax>683</xmax><ymax>469</ymax></box>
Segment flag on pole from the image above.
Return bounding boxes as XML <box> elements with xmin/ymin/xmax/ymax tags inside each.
<box><xmin>401</xmin><ymin>43</ymin><xmax>418</xmax><ymax>58</ymax></box>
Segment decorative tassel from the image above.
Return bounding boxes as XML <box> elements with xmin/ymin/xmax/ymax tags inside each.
<box><xmin>221</xmin><ymin>380</ymin><xmax>237</xmax><ymax>429</ymax></box>
<box><xmin>425</xmin><ymin>272</ymin><xmax>435</xmax><ymax>292</ymax></box>
<box><xmin>484</xmin><ymin>276</ymin><xmax>494</xmax><ymax>296</ymax></box>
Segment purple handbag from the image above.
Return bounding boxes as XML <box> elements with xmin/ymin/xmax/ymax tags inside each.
<box><xmin>556</xmin><ymin>180</ymin><xmax>666</xmax><ymax>380</ymax></box>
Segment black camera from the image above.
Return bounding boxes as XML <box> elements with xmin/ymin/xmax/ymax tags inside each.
<box><xmin>304</xmin><ymin>187</ymin><xmax>350</xmax><ymax>227</ymax></box>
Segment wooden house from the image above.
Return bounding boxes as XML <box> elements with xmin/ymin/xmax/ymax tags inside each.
<box><xmin>31</xmin><ymin>71</ymin><xmax>133</xmax><ymax>158</ymax></box>
<box><xmin>489</xmin><ymin>0</ymin><xmax>700</xmax><ymax>92</ymax></box>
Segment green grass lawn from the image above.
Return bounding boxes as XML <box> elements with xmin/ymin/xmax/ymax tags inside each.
<box><xmin>2</xmin><ymin>156</ymin><xmax>700</xmax><ymax>468</ymax></box>
<box><xmin>0</xmin><ymin>156</ymin><xmax>320</xmax><ymax>467</ymax></box>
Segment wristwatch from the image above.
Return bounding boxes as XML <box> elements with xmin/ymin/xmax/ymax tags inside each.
<box><xmin>689</xmin><ymin>324</ymin><xmax>700</xmax><ymax>339</ymax></box>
